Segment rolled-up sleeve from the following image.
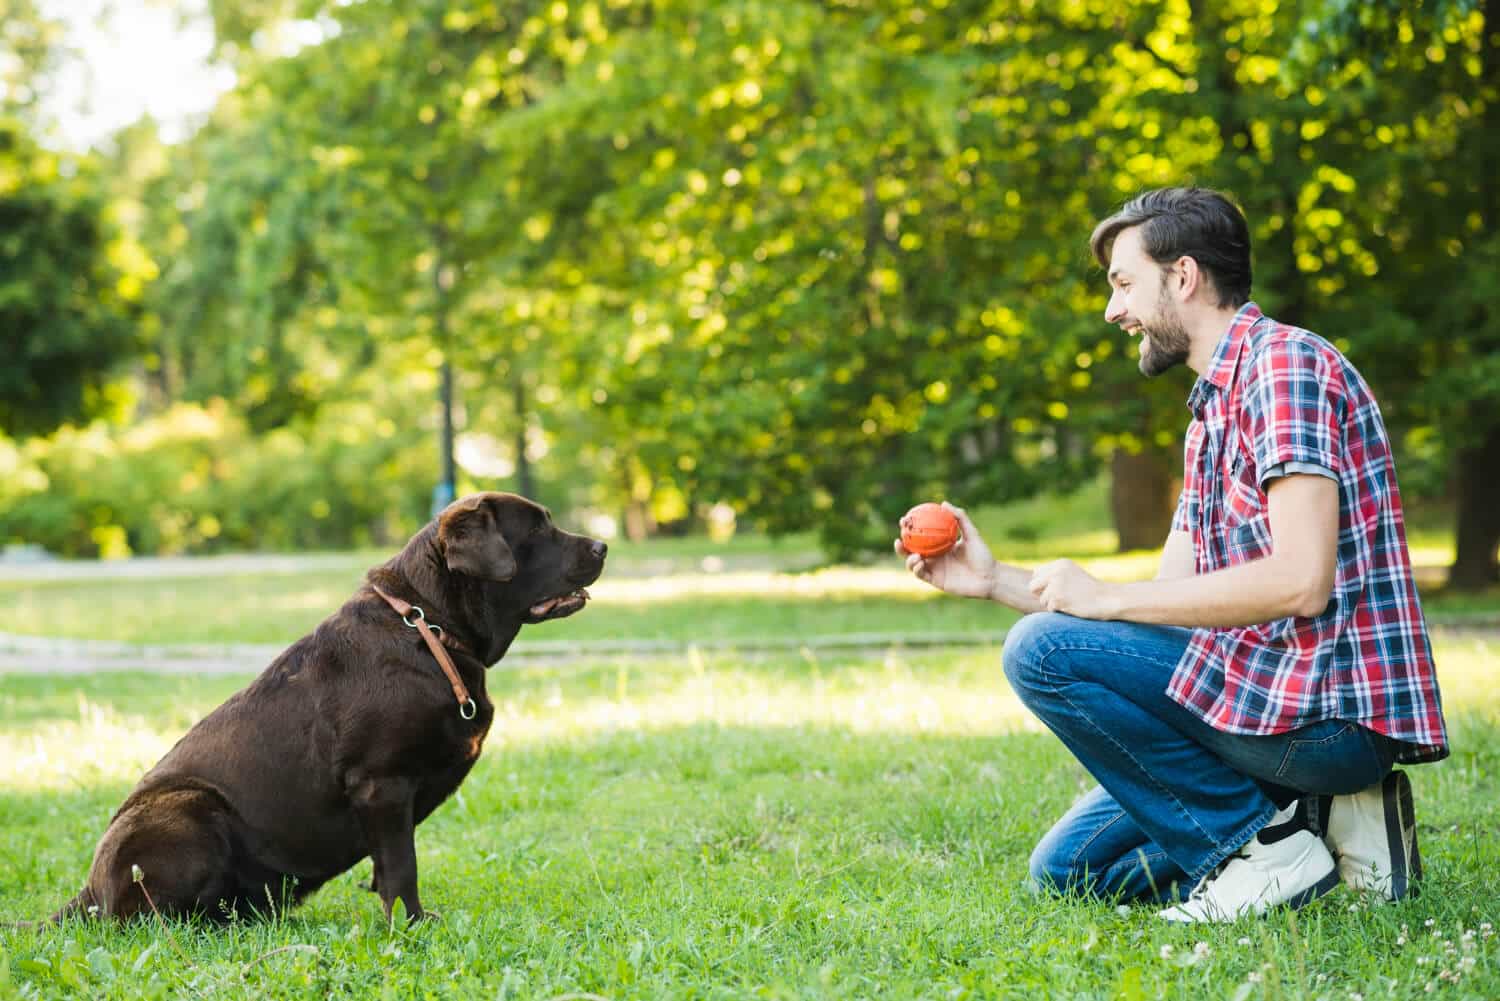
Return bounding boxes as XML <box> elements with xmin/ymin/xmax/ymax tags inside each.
<box><xmin>1244</xmin><ymin>339</ymin><xmax>1346</xmax><ymax>484</ymax></box>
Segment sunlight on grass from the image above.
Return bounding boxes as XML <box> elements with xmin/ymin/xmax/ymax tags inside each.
<box><xmin>0</xmin><ymin>695</ymin><xmax>191</xmax><ymax>792</ymax></box>
<box><xmin>5</xmin><ymin>638</ymin><xmax>1494</xmax><ymax>795</ymax></box>
<box><xmin>588</xmin><ymin>553</ymin><xmax>1163</xmax><ymax>603</ymax></box>
<box><xmin>488</xmin><ymin>648</ymin><xmax>1043</xmax><ymax>750</ymax></box>
<box><xmin>1429</xmin><ymin>637</ymin><xmax>1500</xmax><ymax>711</ymax></box>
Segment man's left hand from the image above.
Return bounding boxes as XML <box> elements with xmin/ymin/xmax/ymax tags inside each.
<box><xmin>1028</xmin><ymin>559</ymin><xmax>1117</xmax><ymax>619</ymax></box>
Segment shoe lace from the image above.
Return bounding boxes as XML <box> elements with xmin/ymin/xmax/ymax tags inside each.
<box><xmin>1188</xmin><ymin>849</ymin><xmax>1251</xmax><ymax>902</ymax></box>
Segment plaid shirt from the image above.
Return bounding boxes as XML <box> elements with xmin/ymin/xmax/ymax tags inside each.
<box><xmin>1167</xmin><ymin>303</ymin><xmax>1448</xmax><ymax>763</ymax></box>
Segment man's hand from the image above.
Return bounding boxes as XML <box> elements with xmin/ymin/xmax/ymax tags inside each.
<box><xmin>896</xmin><ymin>503</ymin><xmax>997</xmax><ymax>600</ymax></box>
<box><xmin>1028</xmin><ymin>559</ymin><xmax>1118</xmax><ymax>619</ymax></box>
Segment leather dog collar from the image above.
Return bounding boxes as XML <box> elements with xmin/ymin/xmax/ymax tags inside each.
<box><xmin>372</xmin><ymin>585</ymin><xmax>478</xmax><ymax>720</ymax></box>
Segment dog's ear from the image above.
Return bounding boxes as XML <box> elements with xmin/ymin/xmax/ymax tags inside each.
<box><xmin>438</xmin><ymin>497</ymin><xmax>518</xmax><ymax>581</ymax></box>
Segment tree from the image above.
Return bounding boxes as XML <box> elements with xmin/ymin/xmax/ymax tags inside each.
<box><xmin>1288</xmin><ymin>0</ymin><xmax>1499</xmax><ymax>587</ymax></box>
<box><xmin>0</xmin><ymin>119</ymin><xmax>140</xmax><ymax>436</ymax></box>
<box><xmin>0</xmin><ymin>0</ymin><xmax>63</xmax><ymax>116</ymax></box>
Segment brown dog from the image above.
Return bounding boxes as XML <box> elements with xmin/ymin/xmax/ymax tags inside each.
<box><xmin>50</xmin><ymin>492</ymin><xmax>605</xmax><ymax>924</ymax></box>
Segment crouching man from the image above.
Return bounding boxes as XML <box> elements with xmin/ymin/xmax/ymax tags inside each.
<box><xmin>899</xmin><ymin>187</ymin><xmax>1447</xmax><ymax>922</ymax></box>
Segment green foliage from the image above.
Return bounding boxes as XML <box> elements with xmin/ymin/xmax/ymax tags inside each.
<box><xmin>0</xmin><ymin>119</ymin><xmax>140</xmax><ymax>437</ymax></box>
<box><xmin>0</xmin><ymin>0</ymin><xmax>63</xmax><ymax>115</ymax></box>
<box><xmin>0</xmin><ymin>401</ymin><xmax>433</xmax><ymax>557</ymax></box>
<box><xmin>10</xmin><ymin>0</ymin><xmax>1496</xmax><ymax>566</ymax></box>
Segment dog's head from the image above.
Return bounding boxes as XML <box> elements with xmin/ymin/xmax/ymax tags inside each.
<box><xmin>435</xmin><ymin>492</ymin><xmax>607</xmax><ymax>626</ymax></box>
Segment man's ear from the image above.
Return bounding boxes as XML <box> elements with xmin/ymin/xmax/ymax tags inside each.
<box><xmin>438</xmin><ymin>497</ymin><xmax>519</xmax><ymax>581</ymax></box>
<box><xmin>1174</xmin><ymin>255</ymin><xmax>1201</xmax><ymax>301</ymax></box>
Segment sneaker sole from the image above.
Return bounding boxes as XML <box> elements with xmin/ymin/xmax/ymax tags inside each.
<box><xmin>1284</xmin><ymin>867</ymin><xmax>1342</xmax><ymax>911</ymax></box>
<box><xmin>1157</xmin><ymin>865</ymin><xmax>1341</xmax><ymax>924</ymax></box>
<box><xmin>1386</xmin><ymin>770</ymin><xmax>1422</xmax><ymax>901</ymax></box>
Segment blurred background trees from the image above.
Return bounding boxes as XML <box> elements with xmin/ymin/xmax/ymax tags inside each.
<box><xmin>1</xmin><ymin>0</ymin><xmax>1495</xmax><ymax>586</ymax></box>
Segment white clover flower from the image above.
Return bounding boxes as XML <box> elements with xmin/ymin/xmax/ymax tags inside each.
<box><xmin>1193</xmin><ymin>942</ymin><xmax>1211</xmax><ymax>958</ymax></box>
<box><xmin>1159</xmin><ymin>945</ymin><xmax>1174</xmax><ymax>959</ymax></box>
<box><xmin>1237</xmin><ymin>936</ymin><xmax>1252</xmax><ymax>946</ymax></box>
<box><xmin>1424</xmin><ymin>918</ymin><xmax>1436</xmax><ymax>927</ymax></box>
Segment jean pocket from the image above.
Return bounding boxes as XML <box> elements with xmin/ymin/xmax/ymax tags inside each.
<box><xmin>1274</xmin><ymin>722</ymin><xmax>1386</xmax><ymax>794</ymax></box>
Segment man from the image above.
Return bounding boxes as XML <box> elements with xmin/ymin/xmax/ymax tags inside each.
<box><xmin>898</xmin><ymin>186</ymin><xmax>1447</xmax><ymax>923</ymax></box>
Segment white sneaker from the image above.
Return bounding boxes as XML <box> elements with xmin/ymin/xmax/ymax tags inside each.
<box><xmin>1317</xmin><ymin>770</ymin><xmax>1422</xmax><ymax>900</ymax></box>
<box><xmin>1159</xmin><ymin>805</ymin><xmax>1340</xmax><ymax>923</ymax></box>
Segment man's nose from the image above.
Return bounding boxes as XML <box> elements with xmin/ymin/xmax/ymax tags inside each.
<box><xmin>1104</xmin><ymin>296</ymin><xmax>1126</xmax><ymax>324</ymax></box>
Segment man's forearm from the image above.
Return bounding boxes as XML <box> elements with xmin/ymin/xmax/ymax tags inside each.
<box><xmin>1105</xmin><ymin>553</ymin><xmax>1328</xmax><ymax>628</ymax></box>
<box><xmin>987</xmin><ymin>562</ymin><xmax>1048</xmax><ymax>615</ymax></box>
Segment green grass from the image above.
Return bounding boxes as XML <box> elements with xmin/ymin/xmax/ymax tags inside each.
<box><xmin>3</xmin><ymin>632</ymin><xmax>1499</xmax><ymax>998</ymax></box>
<box><xmin>2</xmin><ymin>519</ymin><xmax>1491</xmax><ymax>653</ymax></box>
<box><xmin>4</xmin><ymin>478</ymin><xmax>1489</xmax><ymax>648</ymax></box>
<box><xmin>2</xmin><ymin>556</ymin><xmax>1493</xmax><ymax>649</ymax></box>
<box><xmin>2</xmin><ymin>489</ymin><xmax>1497</xmax><ymax>998</ymax></box>
<box><xmin>0</xmin><ymin>567</ymin><xmax>1031</xmax><ymax>648</ymax></box>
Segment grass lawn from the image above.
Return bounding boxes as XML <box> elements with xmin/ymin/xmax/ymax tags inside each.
<box><xmin>3</xmin><ymin>480</ymin><xmax>1492</xmax><ymax>651</ymax></box>
<box><xmin>1</xmin><ymin>558</ymin><xmax>1493</xmax><ymax>653</ymax></box>
<box><xmin>2</xmin><ymin>582</ymin><xmax>1499</xmax><ymax>997</ymax></box>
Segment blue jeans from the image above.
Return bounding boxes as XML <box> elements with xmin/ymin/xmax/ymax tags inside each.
<box><xmin>1002</xmin><ymin>613</ymin><xmax>1398</xmax><ymax>903</ymax></box>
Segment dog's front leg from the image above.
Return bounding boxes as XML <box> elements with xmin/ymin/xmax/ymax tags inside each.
<box><xmin>351</xmin><ymin>777</ymin><xmax>424</xmax><ymax>922</ymax></box>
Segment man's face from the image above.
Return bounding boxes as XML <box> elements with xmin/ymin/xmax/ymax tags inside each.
<box><xmin>1103</xmin><ymin>226</ymin><xmax>1191</xmax><ymax>377</ymax></box>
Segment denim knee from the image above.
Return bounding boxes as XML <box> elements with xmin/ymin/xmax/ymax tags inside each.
<box><xmin>1002</xmin><ymin>612</ymin><xmax>1067</xmax><ymax>696</ymax></box>
<box><xmin>1026</xmin><ymin>835</ymin><xmax>1077</xmax><ymax>897</ymax></box>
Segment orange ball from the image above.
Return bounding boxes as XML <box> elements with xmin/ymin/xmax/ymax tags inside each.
<box><xmin>900</xmin><ymin>502</ymin><xmax>960</xmax><ymax>557</ymax></box>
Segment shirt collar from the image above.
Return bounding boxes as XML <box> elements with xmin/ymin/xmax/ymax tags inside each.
<box><xmin>1186</xmin><ymin>301</ymin><xmax>1263</xmax><ymax>417</ymax></box>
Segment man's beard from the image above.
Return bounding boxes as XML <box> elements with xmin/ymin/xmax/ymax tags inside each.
<box><xmin>1138</xmin><ymin>298</ymin><xmax>1191</xmax><ymax>377</ymax></box>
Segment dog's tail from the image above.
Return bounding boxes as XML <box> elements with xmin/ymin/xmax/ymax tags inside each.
<box><xmin>49</xmin><ymin>887</ymin><xmax>98</xmax><ymax>923</ymax></box>
<box><xmin>5</xmin><ymin>888</ymin><xmax>100</xmax><ymax>928</ymax></box>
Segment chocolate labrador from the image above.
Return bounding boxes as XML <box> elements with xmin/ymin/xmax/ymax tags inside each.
<box><xmin>49</xmin><ymin>492</ymin><xmax>605</xmax><ymax>924</ymax></box>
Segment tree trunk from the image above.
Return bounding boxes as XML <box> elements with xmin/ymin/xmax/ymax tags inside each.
<box><xmin>1447</xmin><ymin>426</ymin><xmax>1500</xmax><ymax>589</ymax></box>
<box><xmin>1448</xmin><ymin>1</ymin><xmax>1500</xmax><ymax>591</ymax></box>
<box><xmin>621</xmin><ymin>462</ymin><xmax>655</xmax><ymax>542</ymax></box>
<box><xmin>513</xmin><ymin>374</ymin><xmax>535</xmax><ymax>500</ymax></box>
<box><xmin>430</xmin><ymin>228</ymin><xmax>457</xmax><ymax>517</ymax></box>
<box><xmin>1110</xmin><ymin>447</ymin><xmax>1176</xmax><ymax>552</ymax></box>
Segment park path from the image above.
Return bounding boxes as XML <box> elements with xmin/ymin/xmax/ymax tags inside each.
<box><xmin>0</xmin><ymin>550</ymin><xmax>953</xmax><ymax>675</ymax></box>
<box><xmin>0</xmin><ymin>630</ymin><xmax>1017</xmax><ymax>675</ymax></box>
<box><xmin>3</xmin><ymin>553</ymin><xmax>1493</xmax><ymax>675</ymax></box>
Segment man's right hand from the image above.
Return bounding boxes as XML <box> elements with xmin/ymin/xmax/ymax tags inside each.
<box><xmin>895</xmin><ymin>503</ymin><xmax>998</xmax><ymax>600</ymax></box>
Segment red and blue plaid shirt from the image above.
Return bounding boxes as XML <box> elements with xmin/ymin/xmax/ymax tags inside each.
<box><xmin>1167</xmin><ymin>303</ymin><xmax>1448</xmax><ymax>763</ymax></box>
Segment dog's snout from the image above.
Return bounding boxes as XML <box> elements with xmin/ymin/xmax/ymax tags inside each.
<box><xmin>589</xmin><ymin>540</ymin><xmax>608</xmax><ymax>560</ymax></box>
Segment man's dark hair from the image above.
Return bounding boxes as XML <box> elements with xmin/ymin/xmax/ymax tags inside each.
<box><xmin>1089</xmin><ymin>187</ymin><xmax>1252</xmax><ymax>308</ymax></box>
